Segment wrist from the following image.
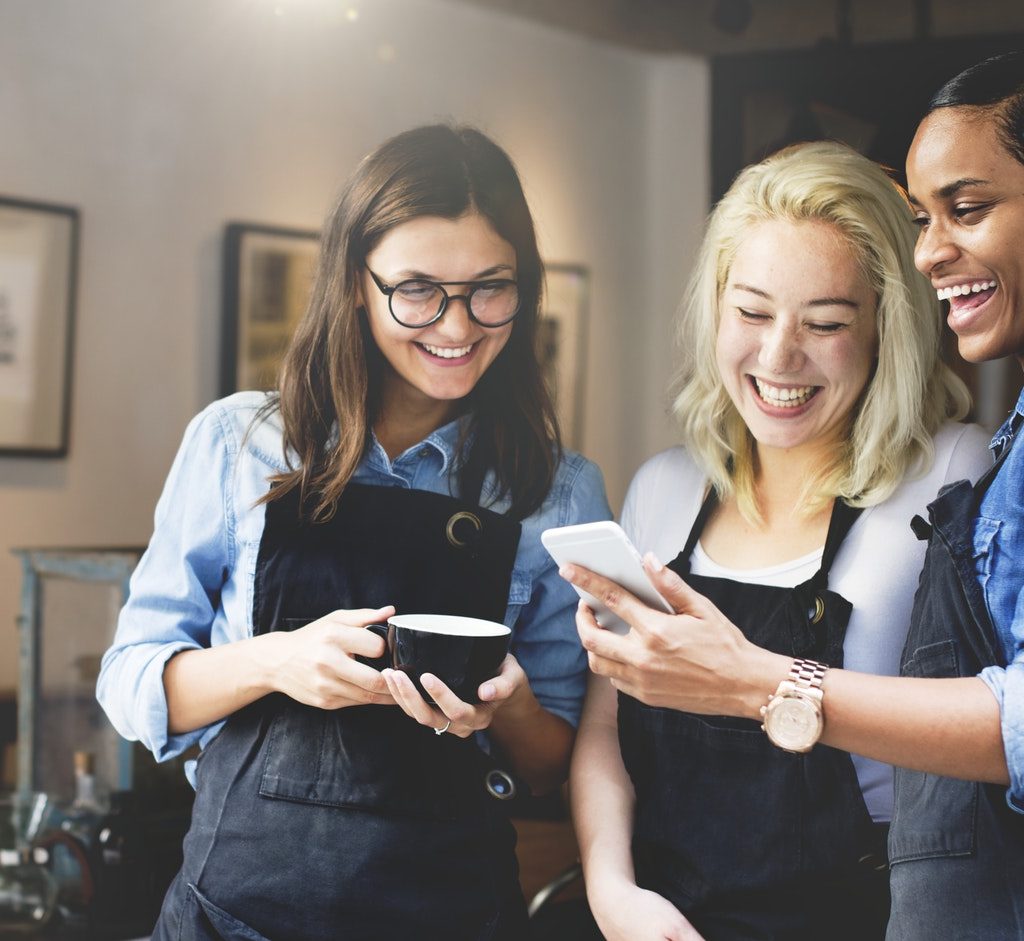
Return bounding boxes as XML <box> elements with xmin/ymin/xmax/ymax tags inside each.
<box><xmin>738</xmin><ymin>647</ymin><xmax>793</xmax><ymax>720</ymax></box>
<box><xmin>586</xmin><ymin>867</ymin><xmax>638</xmax><ymax>914</ymax></box>
<box><xmin>493</xmin><ymin>673</ymin><xmax>538</xmax><ymax>722</ymax></box>
<box><xmin>242</xmin><ymin>631</ymin><xmax>285</xmax><ymax>698</ymax></box>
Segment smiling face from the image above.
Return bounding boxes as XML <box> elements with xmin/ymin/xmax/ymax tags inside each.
<box><xmin>361</xmin><ymin>211</ymin><xmax>516</xmax><ymax>426</ymax></box>
<box><xmin>716</xmin><ymin>219</ymin><xmax>879</xmax><ymax>458</ymax></box>
<box><xmin>907</xmin><ymin>107</ymin><xmax>1024</xmax><ymax>367</ymax></box>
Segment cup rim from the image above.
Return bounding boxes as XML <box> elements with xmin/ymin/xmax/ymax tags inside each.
<box><xmin>387</xmin><ymin>614</ymin><xmax>511</xmax><ymax>637</ymax></box>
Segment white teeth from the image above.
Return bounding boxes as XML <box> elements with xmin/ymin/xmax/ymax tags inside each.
<box><xmin>936</xmin><ymin>280</ymin><xmax>996</xmax><ymax>301</ymax></box>
<box><xmin>421</xmin><ymin>343</ymin><xmax>472</xmax><ymax>359</ymax></box>
<box><xmin>752</xmin><ymin>378</ymin><xmax>817</xmax><ymax>408</ymax></box>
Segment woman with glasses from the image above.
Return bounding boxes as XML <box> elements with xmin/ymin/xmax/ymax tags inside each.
<box><xmin>566</xmin><ymin>53</ymin><xmax>1024</xmax><ymax>941</ymax></box>
<box><xmin>566</xmin><ymin>140</ymin><xmax>990</xmax><ymax>941</ymax></box>
<box><xmin>97</xmin><ymin>123</ymin><xmax>610</xmax><ymax>941</ymax></box>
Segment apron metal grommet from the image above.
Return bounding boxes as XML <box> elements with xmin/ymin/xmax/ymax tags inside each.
<box><xmin>484</xmin><ymin>769</ymin><xmax>516</xmax><ymax>801</ymax></box>
<box><xmin>809</xmin><ymin>595</ymin><xmax>826</xmax><ymax>624</ymax></box>
<box><xmin>446</xmin><ymin>511</ymin><xmax>482</xmax><ymax>548</ymax></box>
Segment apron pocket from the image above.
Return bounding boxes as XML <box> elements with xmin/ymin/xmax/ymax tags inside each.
<box><xmin>889</xmin><ymin>768</ymin><xmax>978</xmax><ymax>863</ymax></box>
<box><xmin>901</xmin><ymin>638</ymin><xmax>959</xmax><ymax>679</ymax></box>
<box><xmin>890</xmin><ymin>639</ymin><xmax>978</xmax><ymax>863</ymax></box>
<box><xmin>621</xmin><ymin>704</ymin><xmax>804</xmax><ymax>899</ymax></box>
<box><xmin>259</xmin><ymin>700</ymin><xmax>479</xmax><ymax>820</ymax></box>
<box><xmin>180</xmin><ymin>883</ymin><xmax>272</xmax><ymax>941</ymax></box>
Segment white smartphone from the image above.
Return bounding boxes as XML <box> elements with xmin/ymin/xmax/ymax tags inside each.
<box><xmin>541</xmin><ymin>520</ymin><xmax>674</xmax><ymax>634</ymax></box>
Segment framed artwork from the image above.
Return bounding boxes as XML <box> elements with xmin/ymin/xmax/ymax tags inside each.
<box><xmin>0</xmin><ymin>197</ymin><xmax>78</xmax><ymax>457</ymax></box>
<box><xmin>220</xmin><ymin>222</ymin><xmax>320</xmax><ymax>396</ymax></box>
<box><xmin>539</xmin><ymin>264</ymin><xmax>589</xmax><ymax>450</ymax></box>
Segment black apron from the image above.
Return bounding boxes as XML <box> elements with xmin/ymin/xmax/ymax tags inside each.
<box><xmin>887</xmin><ymin>440</ymin><xmax>1024</xmax><ymax>940</ymax></box>
<box><xmin>152</xmin><ymin>481</ymin><xmax>529</xmax><ymax>941</ymax></box>
<box><xmin>618</xmin><ymin>493</ymin><xmax>889</xmax><ymax>940</ymax></box>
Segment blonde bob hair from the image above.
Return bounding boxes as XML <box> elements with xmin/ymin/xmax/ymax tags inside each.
<box><xmin>671</xmin><ymin>140</ymin><xmax>970</xmax><ymax>522</ymax></box>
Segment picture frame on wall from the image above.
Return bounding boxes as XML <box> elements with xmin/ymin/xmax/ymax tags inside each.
<box><xmin>539</xmin><ymin>263</ymin><xmax>589</xmax><ymax>450</ymax></box>
<box><xmin>220</xmin><ymin>222</ymin><xmax>320</xmax><ymax>396</ymax></box>
<box><xmin>0</xmin><ymin>196</ymin><xmax>78</xmax><ymax>457</ymax></box>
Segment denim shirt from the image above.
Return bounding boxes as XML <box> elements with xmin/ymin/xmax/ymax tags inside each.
<box><xmin>96</xmin><ymin>392</ymin><xmax>611</xmax><ymax>775</ymax></box>
<box><xmin>976</xmin><ymin>385</ymin><xmax>1024</xmax><ymax>813</ymax></box>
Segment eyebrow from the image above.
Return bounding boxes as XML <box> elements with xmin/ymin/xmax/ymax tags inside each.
<box><xmin>391</xmin><ymin>264</ymin><xmax>515</xmax><ymax>281</ymax></box>
<box><xmin>731</xmin><ymin>283</ymin><xmax>860</xmax><ymax>309</ymax></box>
<box><xmin>907</xmin><ymin>177</ymin><xmax>992</xmax><ymax>205</ymax></box>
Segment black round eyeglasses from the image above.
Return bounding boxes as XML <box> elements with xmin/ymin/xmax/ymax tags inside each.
<box><xmin>366</xmin><ymin>268</ymin><xmax>520</xmax><ymax>328</ymax></box>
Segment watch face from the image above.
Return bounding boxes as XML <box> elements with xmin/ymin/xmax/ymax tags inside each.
<box><xmin>764</xmin><ymin>695</ymin><xmax>822</xmax><ymax>752</ymax></box>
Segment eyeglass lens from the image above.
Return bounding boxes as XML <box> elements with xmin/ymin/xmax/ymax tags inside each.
<box><xmin>390</xmin><ymin>280</ymin><xmax>518</xmax><ymax>327</ymax></box>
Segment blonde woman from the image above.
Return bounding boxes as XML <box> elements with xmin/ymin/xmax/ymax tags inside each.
<box><xmin>568</xmin><ymin>141</ymin><xmax>990</xmax><ymax>940</ymax></box>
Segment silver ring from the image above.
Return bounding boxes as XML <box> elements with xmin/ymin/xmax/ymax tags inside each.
<box><xmin>434</xmin><ymin>719</ymin><xmax>452</xmax><ymax>736</ymax></box>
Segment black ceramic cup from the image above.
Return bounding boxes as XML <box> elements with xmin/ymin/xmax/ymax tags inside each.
<box><xmin>362</xmin><ymin>614</ymin><xmax>511</xmax><ymax>704</ymax></box>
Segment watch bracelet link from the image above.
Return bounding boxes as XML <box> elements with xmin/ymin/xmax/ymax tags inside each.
<box><xmin>789</xmin><ymin>657</ymin><xmax>828</xmax><ymax>691</ymax></box>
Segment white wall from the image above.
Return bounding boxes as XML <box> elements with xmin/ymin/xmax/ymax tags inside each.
<box><xmin>0</xmin><ymin>0</ymin><xmax>709</xmax><ymax>693</ymax></box>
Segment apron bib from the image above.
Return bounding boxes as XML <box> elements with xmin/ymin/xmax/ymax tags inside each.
<box><xmin>619</xmin><ymin>493</ymin><xmax>888</xmax><ymax>940</ymax></box>
<box><xmin>154</xmin><ymin>482</ymin><xmax>528</xmax><ymax>941</ymax></box>
<box><xmin>887</xmin><ymin>446</ymin><xmax>1024</xmax><ymax>940</ymax></box>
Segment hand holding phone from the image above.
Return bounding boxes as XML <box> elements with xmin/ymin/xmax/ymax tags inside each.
<box><xmin>541</xmin><ymin>521</ymin><xmax>674</xmax><ymax>634</ymax></box>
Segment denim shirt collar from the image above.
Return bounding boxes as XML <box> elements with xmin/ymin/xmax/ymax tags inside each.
<box><xmin>365</xmin><ymin>414</ymin><xmax>473</xmax><ymax>476</ymax></box>
<box><xmin>990</xmin><ymin>386</ymin><xmax>1024</xmax><ymax>459</ymax></box>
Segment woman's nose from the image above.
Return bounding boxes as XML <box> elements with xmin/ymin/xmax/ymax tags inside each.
<box><xmin>760</xmin><ymin>323</ymin><xmax>803</xmax><ymax>374</ymax></box>
<box><xmin>432</xmin><ymin>295</ymin><xmax>474</xmax><ymax>338</ymax></box>
<box><xmin>914</xmin><ymin>219</ymin><xmax>960</xmax><ymax>276</ymax></box>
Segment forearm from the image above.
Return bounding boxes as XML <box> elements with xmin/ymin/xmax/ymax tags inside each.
<box><xmin>573</xmin><ymin>556</ymin><xmax>1012</xmax><ymax>800</ymax></box>
<box><xmin>488</xmin><ymin>689</ymin><xmax>574</xmax><ymax>794</ymax></box>
<box><xmin>730</xmin><ymin>647</ymin><xmax>1009</xmax><ymax>784</ymax></box>
<box><xmin>570</xmin><ymin>676</ymin><xmax>636</xmax><ymax>890</ymax></box>
<box><xmin>820</xmin><ymin>670</ymin><xmax>1008</xmax><ymax>784</ymax></box>
<box><xmin>163</xmin><ymin>632</ymin><xmax>283</xmax><ymax>734</ymax></box>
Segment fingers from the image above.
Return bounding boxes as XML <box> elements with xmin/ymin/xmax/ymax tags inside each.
<box><xmin>477</xmin><ymin>655</ymin><xmax>522</xmax><ymax>703</ymax></box>
<box><xmin>576</xmin><ymin>603</ymin><xmax>634</xmax><ymax>667</ymax></box>
<box><xmin>319</xmin><ymin>676</ymin><xmax>394</xmax><ymax>708</ymax></box>
<box><xmin>339</xmin><ymin>658</ymin><xmax>392</xmax><ymax>693</ymax></box>
<box><xmin>383</xmin><ymin>669</ymin><xmax>443</xmax><ymax>728</ymax></box>
<box><xmin>386</xmin><ymin>657</ymin><xmax>523</xmax><ymax>729</ymax></box>
<box><xmin>381</xmin><ymin>669</ymin><xmax>483</xmax><ymax>739</ymax></box>
<box><xmin>559</xmin><ymin>564</ymin><xmax>657</xmax><ymax>634</ymax></box>
<box><xmin>323</xmin><ymin>605</ymin><xmax>396</xmax><ymax>628</ymax></box>
<box><xmin>421</xmin><ymin>674</ymin><xmax>484</xmax><ymax>737</ymax></box>
<box><xmin>641</xmin><ymin>555</ymin><xmax>709</xmax><ymax>617</ymax></box>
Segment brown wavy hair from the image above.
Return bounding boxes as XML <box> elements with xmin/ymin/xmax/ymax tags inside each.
<box><xmin>259</xmin><ymin>124</ymin><xmax>560</xmax><ymax>521</ymax></box>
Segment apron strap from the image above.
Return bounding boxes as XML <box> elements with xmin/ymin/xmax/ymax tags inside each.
<box><xmin>678</xmin><ymin>486</ymin><xmax>863</xmax><ymax>590</ymax></box>
<box><xmin>812</xmin><ymin>499</ymin><xmax>864</xmax><ymax>590</ymax></box>
<box><xmin>677</xmin><ymin>486</ymin><xmax>720</xmax><ymax>574</ymax></box>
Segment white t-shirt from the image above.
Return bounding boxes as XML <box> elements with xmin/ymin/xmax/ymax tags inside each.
<box><xmin>620</xmin><ymin>421</ymin><xmax>993</xmax><ymax>823</ymax></box>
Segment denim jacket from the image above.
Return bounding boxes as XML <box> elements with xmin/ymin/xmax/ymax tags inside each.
<box><xmin>976</xmin><ymin>385</ymin><xmax>1024</xmax><ymax>813</ymax></box>
<box><xmin>96</xmin><ymin>392</ymin><xmax>611</xmax><ymax>773</ymax></box>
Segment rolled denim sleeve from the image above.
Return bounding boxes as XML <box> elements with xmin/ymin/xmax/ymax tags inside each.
<box><xmin>508</xmin><ymin>456</ymin><xmax>612</xmax><ymax>727</ymax></box>
<box><xmin>96</xmin><ymin>405</ymin><xmax>236</xmax><ymax>762</ymax></box>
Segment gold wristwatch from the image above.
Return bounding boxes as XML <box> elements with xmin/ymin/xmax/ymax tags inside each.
<box><xmin>760</xmin><ymin>658</ymin><xmax>828</xmax><ymax>753</ymax></box>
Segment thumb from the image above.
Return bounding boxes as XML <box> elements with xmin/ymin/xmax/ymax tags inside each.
<box><xmin>642</xmin><ymin>554</ymin><xmax>706</xmax><ymax>616</ymax></box>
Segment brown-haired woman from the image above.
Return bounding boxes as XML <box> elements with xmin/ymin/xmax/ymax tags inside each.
<box><xmin>97</xmin><ymin>124</ymin><xmax>611</xmax><ymax>941</ymax></box>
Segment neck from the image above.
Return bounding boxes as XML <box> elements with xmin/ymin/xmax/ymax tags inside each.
<box><xmin>374</xmin><ymin>379</ymin><xmax>461</xmax><ymax>460</ymax></box>
<box><xmin>752</xmin><ymin>440</ymin><xmax>836</xmax><ymax>525</ymax></box>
